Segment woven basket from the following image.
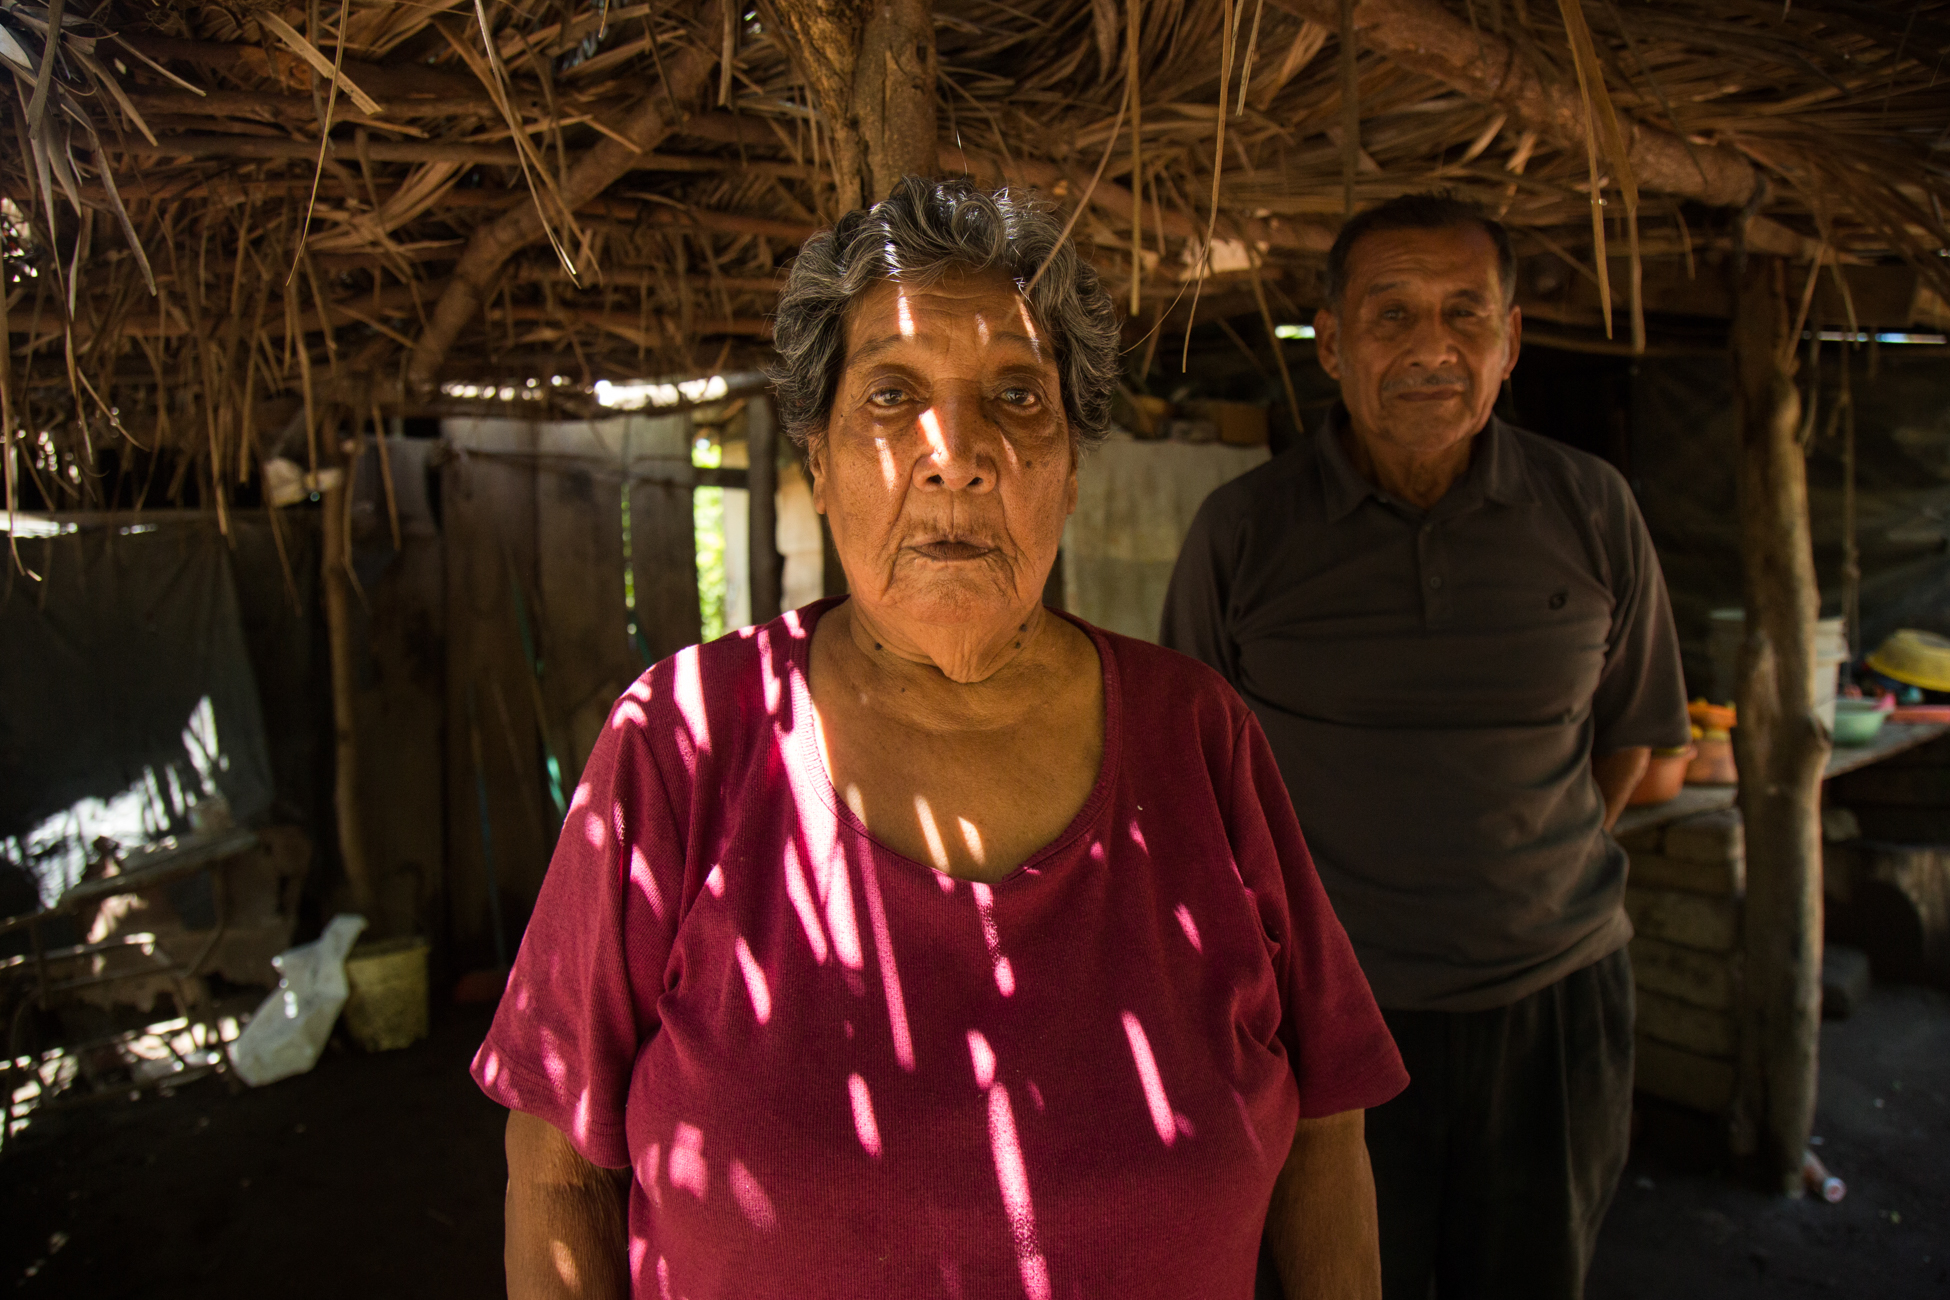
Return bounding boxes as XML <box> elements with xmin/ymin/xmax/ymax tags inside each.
<box><xmin>342</xmin><ymin>936</ymin><xmax>431</xmax><ymax>1052</ymax></box>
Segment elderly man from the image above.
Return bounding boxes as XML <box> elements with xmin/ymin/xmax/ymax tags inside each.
<box><xmin>1162</xmin><ymin>193</ymin><xmax>1688</xmax><ymax>1300</ymax></box>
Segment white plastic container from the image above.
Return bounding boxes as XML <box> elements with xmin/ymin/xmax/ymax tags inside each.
<box><xmin>1708</xmin><ymin>608</ymin><xmax>1847</xmax><ymax>727</ymax></box>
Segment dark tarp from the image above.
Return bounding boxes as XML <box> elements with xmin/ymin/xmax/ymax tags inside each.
<box><xmin>1</xmin><ymin>519</ymin><xmax>276</xmax><ymax>904</ymax></box>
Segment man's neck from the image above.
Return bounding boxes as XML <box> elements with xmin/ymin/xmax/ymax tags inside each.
<box><xmin>1338</xmin><ymin>415</ymin><xmax>1482</xmax><ymax>512</ymax></box>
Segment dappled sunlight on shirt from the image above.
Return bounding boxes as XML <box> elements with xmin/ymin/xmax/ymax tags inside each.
<box><xmin>470</xmin><ymin>599</ymin><xmax>1406</xmax><ymax>1298</ymax></box>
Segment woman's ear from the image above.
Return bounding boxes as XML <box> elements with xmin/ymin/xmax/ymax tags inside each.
<box><xmin>807</xmin><ymin>430</ymin><xmax>828</xmax><ymax>515</ymax></box>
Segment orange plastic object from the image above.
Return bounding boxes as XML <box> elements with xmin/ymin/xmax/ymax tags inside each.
<box><xmin>1688</xmin><ymin>700</ymin><xmax>1738</xmax><ymax>732</ymax></box>
<box><xmin>1890</xmin><ymin>705</ymin><xmax>1950</xmax><ymax>724</ymax></box>
<box><xmin>1686</xmin><ymin>737</ymin><xmax>1738</xmax><ymax>786</ymax></box>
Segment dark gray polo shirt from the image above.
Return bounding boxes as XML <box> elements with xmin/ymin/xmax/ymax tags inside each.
<box><xmin>1160</xmin><ymin>408</ymin><xmax>1688</xmax><ymax>1012</ymax></box>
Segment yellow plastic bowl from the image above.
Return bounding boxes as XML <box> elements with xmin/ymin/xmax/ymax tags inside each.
<box><xmin>1866</xmin><ymin>629</ymin><xmax>1950</xmax><ymax>693</ymax></box>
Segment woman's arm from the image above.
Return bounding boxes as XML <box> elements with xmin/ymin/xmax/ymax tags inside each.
<box><xmin>505</xmin><ymin>1109</ymin><xmax>632</xmax><ymax>1299</ymax></box>
<box><xmin>1265</xmin><ymin>1109</ymin><xmax>1382</xmax><ymax>1300</ymax></box>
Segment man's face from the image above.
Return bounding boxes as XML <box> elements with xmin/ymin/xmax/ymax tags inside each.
<box><xmin>1314</xmin><ymin>224</ymin><xmax>1521</xmax><ymax>460</ymax></box>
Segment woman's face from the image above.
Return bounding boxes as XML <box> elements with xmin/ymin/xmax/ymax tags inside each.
<box><xmin>809</xmin><ymin>270</ymin><xmax>1077</xmax><ymax>632</ymax></box>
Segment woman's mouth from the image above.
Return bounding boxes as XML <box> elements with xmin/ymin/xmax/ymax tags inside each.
<box><xmin>911</xmin><ymin>540</ymin><xmax>995</xmax><ymax>561</ymax></box>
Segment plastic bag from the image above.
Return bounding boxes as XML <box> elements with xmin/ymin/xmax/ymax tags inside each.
<box><xmin>228</xmin><ymin>914</ymin><xmax>368</xmax><ymax>1087</ymax></box>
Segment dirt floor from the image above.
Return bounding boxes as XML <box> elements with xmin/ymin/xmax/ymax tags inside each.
<box><xmin>2</xmin><ymin>984</ymin><xmax>1944</xmax><ymax>1299</ymax></box>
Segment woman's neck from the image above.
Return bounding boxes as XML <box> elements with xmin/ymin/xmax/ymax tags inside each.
<box><xmin>840</xmin><ymin>596</ymin><xmax>1051</xmax><ymax>686</ymax></box>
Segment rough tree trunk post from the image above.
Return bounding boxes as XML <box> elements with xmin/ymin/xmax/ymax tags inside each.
<box><xmin>768</xmin><ymin>0</ymin><xmax>939</xmax><ymax>210</ymax></box>
<box><xmin>319</xmin><ymin>460</ymin><xmax>379</xmax><ymax>921</ymax></box>
<box><xmin>1729</xmin><ymin>256</ymin><xmax>1831</xmax><ymax>1194</ymax></box>
<box><xmin>747</xmin><ymin>393</ymin><xmax>784</xmax><ymax>621</ymax></box>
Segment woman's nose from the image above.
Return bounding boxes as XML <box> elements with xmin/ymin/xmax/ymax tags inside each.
<box><xmin>915</xmin><ymin>398</ymin><xmax>995</xmax><ymax>492</ymax></box>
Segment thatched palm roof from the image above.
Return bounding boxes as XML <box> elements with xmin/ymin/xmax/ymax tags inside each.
<box><xmin>2</xmin><ymin>0</ymin><xmax>1947</xmax><ymax>510</ymax></box>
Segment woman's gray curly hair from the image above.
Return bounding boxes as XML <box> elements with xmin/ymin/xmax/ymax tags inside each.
<box><xmin>768</xmin><ymin>176</ymin><xmax>1121</xmax><ymax>451</ymax></box>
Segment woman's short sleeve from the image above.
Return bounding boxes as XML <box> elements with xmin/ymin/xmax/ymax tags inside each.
<box><xmin>470</xmin><ymin>677</ymin><xmax>689</xmax><ymax>1169</ymax></box>
<box><xmin>1229</xmin><ymin>714</ymin><xmax>1408</xmax><ymax>1118</ymax></box>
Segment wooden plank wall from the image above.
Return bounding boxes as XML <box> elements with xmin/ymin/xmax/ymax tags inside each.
<box><xmin>348</xmin><ymin>438</ymin><xmax>447</xmax><ymax>945</ymax></box>
<box><xmin>443</xmin><ymin>419</ymin><xmax>553</xmax><ymax>972</ymax></box>
<box><xmin>439</xmin><ymin>414</ymin><xmax>696</xmax><ymax>973</ymax></box>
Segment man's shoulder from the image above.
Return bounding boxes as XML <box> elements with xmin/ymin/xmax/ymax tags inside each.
<box><xmin>1196</xmin><ymin>439</ymin><xmax>1320</xmax><ymax>522</ymax></box>
<box><xmin>1503</xmin><ymin>421</ymin><xmax>1633</xmax><ymax>505</ymax></box>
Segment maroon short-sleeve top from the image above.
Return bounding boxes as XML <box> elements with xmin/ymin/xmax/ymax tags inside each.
<box><xmin>473</xmin><ymin>599</ymin><xmax>1405</xmax><ymax>1300</ymax></box>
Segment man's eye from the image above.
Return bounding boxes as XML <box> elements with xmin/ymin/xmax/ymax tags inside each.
<box><xmin>998</xmin><ymin>387</ymin><xmax>1038</xmax><ymax>407</ymax></box>
<box><xmin>869</xmin><ymin>387</ymin><xmax>907</xmax><ymax>406</ymax></box>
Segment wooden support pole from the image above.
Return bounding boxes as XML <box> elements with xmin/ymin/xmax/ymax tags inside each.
<box><xmin>318</xmin><ymin>464</ymin><xmax>379</xmax><ymax>921</ymax></box>
<box><xmin>747</xmin><ymin>393</ymin><xmax>784</xmax><ymax>621</ymax></box>
<box><xmin>1729</xmin><ymin>256</ymin><xmax>1831</xmax><ymax>1193</ymax></box>
<box><xmin>769</xmin><ymin>0</ymin><xmax>938</xmax><ymax>210</ymax></box>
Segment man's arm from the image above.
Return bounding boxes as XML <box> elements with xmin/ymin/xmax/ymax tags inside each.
<box><xmin>505</xmin><ymin>1109</ymin><xmax>631</xmax><ymax>1299</ymax></box>
<box><xmin>1591</xmin><ymin>746</ymin><xmax>1650</xmax><ymax>832</ymax></box>
<box><xmin>1265</xmin><ymin>1109</ymin><xmax>1382</xmax><ymax>1300</ymax></box>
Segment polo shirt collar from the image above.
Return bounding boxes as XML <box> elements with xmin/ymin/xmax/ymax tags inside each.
<box><xmin>1315</xmin><ymin>405</ymin><xmax>1532</xmax><ymax>521</ymax></box>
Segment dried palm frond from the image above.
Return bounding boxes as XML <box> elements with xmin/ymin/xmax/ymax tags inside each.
<box><xmin>0</xmin><ymin>0</ymin><xmax>1945</xmax><ymax>522</ymax></box>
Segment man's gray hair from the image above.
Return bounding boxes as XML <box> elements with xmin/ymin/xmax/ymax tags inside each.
<box><xmin>769</xmin><ymin>176</ymin><xmax>1121</xmax><ymax>451</ymax></box>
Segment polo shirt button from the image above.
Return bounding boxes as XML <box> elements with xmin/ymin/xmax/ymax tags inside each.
<box><xmin>1428</xmin><ymin>575</ymin><xmax>1443</xmax><ymax>589</ymax></box>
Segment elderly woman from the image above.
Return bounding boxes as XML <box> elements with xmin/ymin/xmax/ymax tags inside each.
<box><xmin>472</xmin><ymin>177</ymin><xmax>1405</xmax><ymax>1300</ymax></box>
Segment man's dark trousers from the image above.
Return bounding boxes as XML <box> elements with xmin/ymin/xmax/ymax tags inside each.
<box><xmin>1366</xmin><ymin>948</ymin><xmax>1635</xmax><ymax>1300</ymax></box>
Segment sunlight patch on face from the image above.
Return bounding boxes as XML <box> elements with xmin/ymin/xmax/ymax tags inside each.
<box><xmin>914</xmin><ymin>795</ymin><xmax>953</xmax><ymax>871</ymax></box>
<box><xmin>1012</xmin><ymin>297</ymin><xmax>1046</xmax><ymax>355</ymax></box>
<box><xmin>873</xmin><ymin>436</ymin><xmax>900</xmax><ymax>488</ymax></box>
<box><xmin>918</xmin><ymin>407</ymin><xmax>949</xmax><ymax>465</ymax></box>
<box><xmin>896</xmin><ymin>287</ymin><xmax>916</xmax><ymax>338</ymax></box>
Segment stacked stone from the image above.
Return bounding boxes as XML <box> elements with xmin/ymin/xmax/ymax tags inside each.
<box><xmin>1618</xmin><ymin>809</ymin><xmax>1745</xmax><ymax>1113</ymax></box>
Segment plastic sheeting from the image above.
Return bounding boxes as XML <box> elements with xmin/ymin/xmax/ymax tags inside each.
<box><xmin>0</xmin><ymin>521</ymin><xmax>276</xmax><ymax>905</ymax></box>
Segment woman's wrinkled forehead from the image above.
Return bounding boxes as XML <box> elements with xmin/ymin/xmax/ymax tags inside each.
<box><xmin>839</xmin><ymin>272</ymin><xmax>1055</xmax><ymax>375</ymax></box>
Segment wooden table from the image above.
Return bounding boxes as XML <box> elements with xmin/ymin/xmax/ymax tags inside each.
<box><xmin>1614</xmin><ymin>722</ymin><xmax>1950</xmax><ymax>840</ymax></box>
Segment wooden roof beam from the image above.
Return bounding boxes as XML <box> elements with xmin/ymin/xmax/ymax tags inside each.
<box><xmin>403</xmin><ymin>0</ymin><xmax>725</xmax><ymax>392</ymax></box>
<box><xmin>939</xmin><ymin>145</ymin><xmax>1336</xmax><ymax>253</ymax></box>
<box><xmin>1274</xmin><ymin>0</ymin><xmax>1761</xmax><ymax>207</ymax></box>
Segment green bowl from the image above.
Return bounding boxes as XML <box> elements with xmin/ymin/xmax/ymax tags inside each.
<box><xmin>1832</xmin><ymin>699</ymin><xmax>1887</xmax><ymax>747</ymax></box>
